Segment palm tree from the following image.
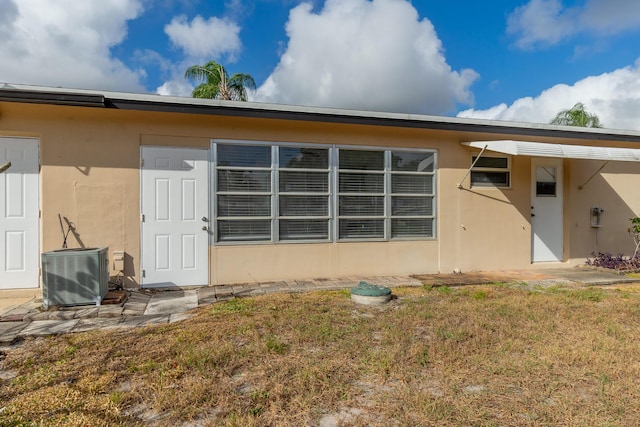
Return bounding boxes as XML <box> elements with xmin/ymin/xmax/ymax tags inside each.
<box><xmin>550</xmin><ymin>102</ymin><xmax>603</xmax><ymax>128</ymax></box>
<box><xmin>184</xmin><ymin>60</ymin><xmax>256</xmax><ymax>101</ymax></box>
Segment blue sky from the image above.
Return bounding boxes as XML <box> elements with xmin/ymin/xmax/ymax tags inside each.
<box><xmin>2</xmin><ymin>0</ymin><xmax>640</xmax><ymax>130</ymax></box>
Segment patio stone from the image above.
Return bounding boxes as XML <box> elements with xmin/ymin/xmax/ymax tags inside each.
<box><xmin>213</xmin><ymin>285</ymin><xmax>233</xmax><ymax>297</ymax></box>
<box><xmin>197</xmin><ymin>287</ymin><xmax>218</xmax><ymax>305</ymax></box>
<box><xmin>169</xmin><ymin>313</ymin><xmax>193</xmax><ymax>323</ymax></box>
<box><xmin>144</xmin><ymin>290</ymin><xmax>197</xmax><ymax>315</ymax></box>
<box><xmin>121</xmin><ymin>314</ymin><xmax>169</xmax><ymax>328</ymax></box>
<box><xmin>23</xmin><ymin>311</ymin><xmax>53</xmax><ymax>321</ymax></box>
<box><xmin>47</xmin><ymin>310</ymin><xmax>78</xmax><ymax>320</ymax></box>
<box><xmin>0</xmin><ymin>322</ymin><xmax>27</xmax><ymax>345</ymax></box>
<box><xmin>122</xmin><ymin>308</ymin><xmax>145</xmax><ymax>317</ymax></box>
<box><xmin>19</xmin><ymin>320</ymin><xmax>79</xmax><ymax>337</ymax></box>
<box><xmin>98</xmin><ymin>305</ymin><xmax>124</xmax><ymax>318</ymax></box>
<box><xmin>0</xmin><ymin>313</ymin><xmax>27</xmax><ymax>322</ymax></box>
<box><xmin>73</xmin><ymin>318</ymin><xmax>123</xmax><ymax>333</ymax></box>
<box><xmin>122</xmin><ymin>293</ymin><xmax>151</xmax><ymax>312</ymax></box>
<box><xmin>73</xmin><ymin>307</ymin><xmax>100</xmax><ymax>319</ymax></box>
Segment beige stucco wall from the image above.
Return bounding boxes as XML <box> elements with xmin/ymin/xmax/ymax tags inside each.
<box><xmin>566</xmin><ymin>159</ymin><xmax>640</xmax><ymax>260</ymax></box>
<box><xmin>2</xmin><ymin>100</ymin><xmax>640</xmax><ymax>287</ymax></box>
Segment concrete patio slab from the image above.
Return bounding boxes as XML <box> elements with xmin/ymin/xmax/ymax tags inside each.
<box><xmin>144</xmin><ymin>290</ymin><xmax>198</xmax><ymax>315</ymax></box>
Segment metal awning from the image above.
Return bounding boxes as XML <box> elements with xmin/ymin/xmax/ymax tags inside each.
<box><xmin>462</xmin><ymin>140</ymin><xmax>640</xmax><ymax>162</ymax></box>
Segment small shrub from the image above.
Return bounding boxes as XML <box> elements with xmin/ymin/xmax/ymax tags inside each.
<box><xmin>586</xmin><ymin>252</ymin><xmax>640</xmax><ymax>271</ymax></box>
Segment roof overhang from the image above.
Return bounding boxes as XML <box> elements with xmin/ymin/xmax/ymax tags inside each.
<box><xmin>4</xmin><ymin>83</ymin><xmax>640</xmax><ymax>144</ymax></box>
<box><xmin>462</xmin><ymin>140</ymin><xmax>640</xmax><ymax>162</ymax></box>
<box><xmin>0</xmin><ymin>88</ymin><xmax>105</xmax><ymax>107</ymax></box>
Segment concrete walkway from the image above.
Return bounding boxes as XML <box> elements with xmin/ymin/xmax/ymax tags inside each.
<box><xmin>1</xmin><ymin>268</ymin><xmax>637</xmax><ymax>346</ymax></box>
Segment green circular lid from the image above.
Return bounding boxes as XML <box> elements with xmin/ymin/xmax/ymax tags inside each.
<box><xmin>350</xmin><ymin>281</ymin><xmax>391</xmax><ymax>297</ymax></box>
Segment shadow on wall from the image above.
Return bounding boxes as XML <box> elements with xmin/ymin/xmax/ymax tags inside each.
<box><xmin>455</xmin><ymin>157</ymin><xmax>640</xmax><ymax>263</ymax></box>
<box><xmin>122</xmin><ymin>251</ymin><xmax>137</xmax><ymax>288</ymax></box>
<box><xmin>570</xmin><ymin>160</ymin><xmax>640</xmax><ymax>258</ymax></box>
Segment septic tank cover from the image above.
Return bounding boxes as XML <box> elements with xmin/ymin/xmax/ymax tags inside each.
<box><xmin>350</xmin><ymin>281</ymin><xmax>391</xmax><ymax>297</ymax></box>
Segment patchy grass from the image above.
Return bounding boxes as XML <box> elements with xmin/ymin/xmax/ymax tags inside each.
<box><xmin>3</xmin><ymin>283</ymin><xmax>640</xmax><ymax>426</ymax></box>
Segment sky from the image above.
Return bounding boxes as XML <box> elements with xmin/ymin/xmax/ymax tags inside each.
<box><xmin>2</xmin><ymin>0</ymin><xmax>640</xmax><ymax>130</ymax></box>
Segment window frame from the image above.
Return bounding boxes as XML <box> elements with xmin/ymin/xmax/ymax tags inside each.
<box><xmin>388</xmin><ymin>149</ymin><xmax>436</xmax><ymax>240</ymax></box>
<box><xmin>212</xmin><ymin>140</ymin><xmax>437</xmax><ymax>244</ymax></box>
<box><xmin>469</xmin><ymin>154</ymin><xmax>511</xmax><ymax>189</ymax></box>
<box><xmin>335</xmin><ymin>147</ymin><xmax>387</xmax><ymax>241</ymax></box>
<box><xmin>214</xmin><ymin>142</ymin><xmax>274</xmax><ymax>243</ymax></box>
<box><xmin>277</xmin><ymin>145</ymin><xmax>332</xmax><ymax>242</ymax></box>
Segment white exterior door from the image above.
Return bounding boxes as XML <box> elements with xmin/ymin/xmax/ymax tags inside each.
<box><xmin>0</xmin><ymin>137</ymin><xmax>39</xmax><ymax>289</ymax></box>
<box><xmin>141</xmin><ymin>147</ymin><xmax>209</xmax><ymax>287</ymax></box>
<box><xmin>531</xmin><ymin>158</ymin><xmax>563</xmax><ymax>262</ymax></box>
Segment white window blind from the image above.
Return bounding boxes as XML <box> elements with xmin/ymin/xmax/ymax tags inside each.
<box><xmin>337</xmin><ymin>149</ymin><xmax>386</xmax><ymax>239</ymax></box>
<box><xmin>470</xmin><ymin>155</ymin><xmax>510</xmax><ymax>188</ymax></box>
<box><xmin>214</xmin><ymin>142</ymin><xmax>437</xmax><ymax>243</ymax></box>
<box><xmin>390</xmin><ymin>151</ymin><xmax>435</xmax><ymax>238</ymax></box>
<box><xmin>278</xmin><ymin>146</ymin><xmax>330</xmax><ymax>241</ymax></box>
<box><xmin>216</xmin><ymin>144</ymin><xmax>272</xmax><ymax>242</ymax></box>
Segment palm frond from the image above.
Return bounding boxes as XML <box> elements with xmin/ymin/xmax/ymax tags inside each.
<box><xmin>550</xmin><ymin>102</ymin><xmax>603</xmax><ymax>128</ymax></box>
<box><xmin>184</xmin><ymin>61</ymin><xmax>255</xmax><ymax>101</ymax></box>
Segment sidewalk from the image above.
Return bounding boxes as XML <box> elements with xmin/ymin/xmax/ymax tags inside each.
<box><xmin>1</xmin><ymin>268</ymin><xmax>637</xmax><ymax>346</ymax></box>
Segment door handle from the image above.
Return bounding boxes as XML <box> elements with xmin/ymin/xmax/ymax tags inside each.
<box><xmin>202</xmin><ymin>216</ymin><xmax>208</xmax><ymax>222</ymax></box>
<box><xmin>531</xmin><ymin>213</ymin><xmax>535</xmax><ymax>217</ymax></box>
<box><xmin>202</xmin><ymin>226</ymin><xmax>208</xmax><ymax>231</ymax></box>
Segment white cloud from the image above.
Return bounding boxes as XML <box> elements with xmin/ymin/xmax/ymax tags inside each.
<box><xmin>0</xmin><ymin>0</ymin><xmax>146</xmax><ymax>92</ymax></box>
<box><xmin>164</xmin><ymin>14</ymin><xmax>241</xmax><ymax>61</ymax></box>
<box><xmin>156</xmin><ymin>79</ymin><xmax>193</xmax><ymax>97</ymax></box>
<box><xmin>457</xmin><ymin>59</ymin><xmax>640</xmax><ymax>131</ymax></box>
<box><xmin>155</xmin><ymin>14</ymin><xmax>243</xmax><ymax>96</ymax></box>
<box><xmin>508</xmin><ymin>0</ymin><xmax>640</xmax><ymax>49</ymax></box>
<box><xmin>252</xmin><ymin>0</ymin><xmax>478</xmax><ymax>115</ymax></box>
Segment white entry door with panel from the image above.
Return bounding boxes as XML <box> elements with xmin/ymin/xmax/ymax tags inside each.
<box><xmin>531</xmin><ymin>158</ymin><xmax>563</xmax><ymax>262</ymax></box>
<box><xmin>141</xmin><ymin>147</ymin><xmax>209</xmax><ymax>287</ymax></box>
<box><xmin>0</xmin><ymin>137</ymin><xmax>39</xmax><ymax>289</ymax></box>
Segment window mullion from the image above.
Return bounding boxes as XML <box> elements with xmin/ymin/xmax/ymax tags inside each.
<box><xmin>331</xmin><ymin>146</ymin><xmax>337</xmax><ymax>242</ymax></box>
<box><xmin>272</xmin><ymin>145</ymin><xmax>278</xmax><ymax>243</ymax></box>
<box><xmin>385</xmin><ymin>150</ymin><xmax>391</xmax><ymax>240</ymax></box>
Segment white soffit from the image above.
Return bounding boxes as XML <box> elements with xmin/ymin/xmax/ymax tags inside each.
<box><xmin>462</xmin><ymin>140</ymin><xmax>640</xmax><ymax>162</ymax></box>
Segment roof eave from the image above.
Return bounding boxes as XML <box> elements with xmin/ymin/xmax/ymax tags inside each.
<box><xmin>2</xmin><ymin>83</ymin><xmax>640</xmax><ymax>143</ymax></box>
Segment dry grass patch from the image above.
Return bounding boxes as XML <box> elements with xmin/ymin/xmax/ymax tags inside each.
<box><xmin>2</xmin><ymin>283</ymin><xmax>640</xmax><ymax>425</ymax></box>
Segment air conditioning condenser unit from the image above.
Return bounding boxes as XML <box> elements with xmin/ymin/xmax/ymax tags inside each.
<box><xmin>42</xmin><ymin>247</ymin><xmax>109</xmax><ymax>307</ymax></box>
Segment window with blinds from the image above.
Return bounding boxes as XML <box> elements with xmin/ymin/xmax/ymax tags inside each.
<box><xmin>470</xmin><ymin>155</ymin><xmax>510</xmax><ymax>188</ymax></box>
<box><xmin>336</xmin><ymin>149</ymin><xmax>436</xmax><ymax>240</ymax></box>
<box><xmin>216</xmin><ymin>144</ymin><xmax>272</xmax><ymax>242</ymax></box>
<box><xmin>213</xmin><ymin>141</ymin><xmax>436</xmax><ymax>243</ymax></box>
<box><xmin>390</xmin><ymin>151</ymin><xmax>435</xmax><ymax>238</ymax></box>
<box><xmin>278</xmin><ymin>147</ymin><xmax>330</xmax><ymax>240</ymax></box>
<box><xmin>337</xmin><ymin>149</ymin><xmax>385</xmax><ymax>239</ymax></box>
